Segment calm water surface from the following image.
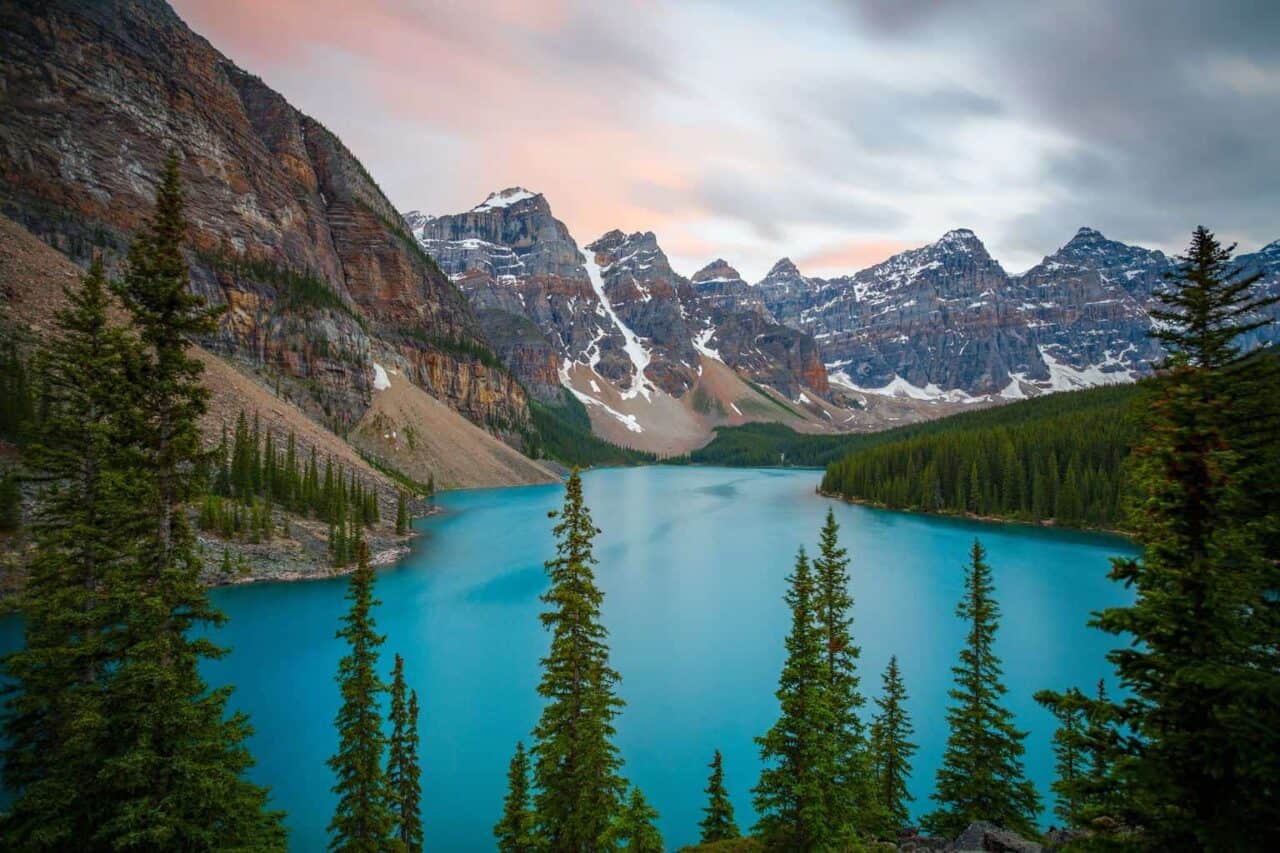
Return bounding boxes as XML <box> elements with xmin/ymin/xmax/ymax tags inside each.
<box><xmin>2</xmin><ymin>467</ymin><xmax>1138</xmax><ymax>849</ymax></box>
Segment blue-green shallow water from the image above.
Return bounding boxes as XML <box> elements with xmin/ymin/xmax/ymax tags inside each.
<box><xmin>0</xmin><ymin>466</ymin><xmax>1137</xmax><ymax>849</ymax></box>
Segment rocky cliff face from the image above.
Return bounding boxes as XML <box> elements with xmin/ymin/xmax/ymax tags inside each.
<box><xmin>0</xmin><ymin>0</ymin><xmax>528</xmax><ymax>433</ymax></box>
<box><xmin>407</xmin><ymin>192</ymin><xmax>831</xmax><ymax>406</ymax></box>
<box><xmin>785</xmin><ymin>226</ymin><xmax>1280</xmax><ymax>401</ymax></box>
<box><xmin>756</xmin><ymin>257</ymin><xmax>825</xmax><ymax>326</ymax></box>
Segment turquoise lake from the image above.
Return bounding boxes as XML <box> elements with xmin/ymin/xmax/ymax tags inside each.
<box><xmin>1</xmin><ymin>466</ymin><xmax>1138</xmax><ymax>849</ymax></box>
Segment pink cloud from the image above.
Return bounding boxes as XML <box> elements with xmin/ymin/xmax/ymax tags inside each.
<box><xmin>797</xmin><ymin>239</ymin><xmax>915</xmax><ymax>276</ymax></box>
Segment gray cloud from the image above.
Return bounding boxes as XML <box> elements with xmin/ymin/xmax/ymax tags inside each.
<box><xmin>694</xmin><ymin>169</ymin><xmax>909</xmax><ymax>241</ymax></box>
<box><xmin>833</xmin><ymin>0</ymin><xmax>1280</xmax><ymax>255</ymax></box>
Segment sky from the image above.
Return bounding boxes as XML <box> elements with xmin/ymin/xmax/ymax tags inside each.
<box><xmin>172</xmin><ymin>0</ymin><xmax>1279</xmax><ymax>280</ymax></box>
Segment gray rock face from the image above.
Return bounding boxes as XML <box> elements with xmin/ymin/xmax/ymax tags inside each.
<box><xmin>953</xmin><ymin>821</ymin><xmax>1042</xmax><ymax>852</ymax></box>
<box><xmin>785</xmin><ymin>226</ymin><xmax>1280</xmax><ymax>400</ymax></box>
<box><xmin>407</xmin><ymin>189</ymin><xmax>617</xmax><ymax>400</ymax></box>
<box><xmin>691</xmin><ymin>259</ymin><xmax>770</xmax><ymax>316</ymax></box>
<box><xmin>756</xmin><ymin>257</ymin><xmax>826</xmax><ymax>325</ymax></box>
<box><xmin>804</xmin><ymin>229</ymin><xmax>1024</xmax><ymax>395</ymax></box>
<box><xmin>407</xmin><ymin>194</ymin><xmax>832</xmax><ymax>403</ymax></box>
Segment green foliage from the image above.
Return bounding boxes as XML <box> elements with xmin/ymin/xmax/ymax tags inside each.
<box><xmin>870</xmin><ymin>655</ymin><xmax>917</xmax><ymax>832</ymax></box>
<box><xmin>1089</xmin><ymin>228</ymin><xmax>1280</xmax><ymax>848</ymax></box>
<box><xmin>530</xmin><ymin>470</ymin><xmax>628</xmax><ymax>850</ymax></box>
<box><xmin>0</xmin><ymin>468</ymin><xmax>20</xmax><ymax>533</ymax></box>
<box><xmin>2</xmin><ymin>155</ymin><xmax>286</xmax><ymax>849</ymax></box>
<box><xmin>398</xmin><ymin>326</ymin><xmax>504</xmax><ymax>370</ymax></box>
<box><xmin>386</xmin><ymin>654</ymin><xmax>423</xmax><ymax>853</ymax></box>
<box><xmin>615</xmin><ymin>787</ymin><xmax>664</xmax><ymax>853</ymax></box>
<box><xmin>1034</xmin><ymin>681</ymin><xmax>1122</xmax><ymax>830</ymax></box>
<box><xmin>752</xmin><ymin>547</ymin><xmax>831</xmax><ymax>850</ymax></box>
<box><xmin>395</xmin><ymin>491</ymin><xmax>409</xmax><ymax>535</ymax></box>
<box><xmin>527</xmin><ymin>392</ymin><xmax>657</xmax><ymax>468</ymax></box>
<box><xmin>0</xmin><ymin>338</ymin><xmax>36</xmax><ymax>446</ymax></box>
<box><xmin>328</xmin><ymin>540</ymin><xmax>397</xmax><ymax>851</ymax></box>
<box><xmin>812</xmin><ymin>509</ymin><xmax>882</xmax><ymax>838</ymax></box>
<box><xmin>699</xmin><ymin>749</ymin><xmax>740</xmax><ymax>844</ymax></box>
<box><xmin>494</xmin><ymin>741</ymin><xmax>537</xmax><ymax>853</ymax></box>
<box><xmin>923</xmin><ymin>540</ymin><xmax>1040</xmax><ymax>838</ymax></box>
<box><xmin>821</xmin><ymin>385</ymin><xmax>1142</xmax><ymax>528</ymax></box>
<box><xmin>196</xmin><ymin>247</ymin><xmax>358</xmax><ymax>320</ymax></box>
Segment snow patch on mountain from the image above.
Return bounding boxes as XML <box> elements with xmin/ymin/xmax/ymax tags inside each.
<box><xmin>472</xmin><ymin>187</ymin><xmax>536</xmax><ymax>212</ymax></box>
<box><xmin>580</xmin><ymin>243</ymin><xmax>655</xmax><ymax>400</ymax></box>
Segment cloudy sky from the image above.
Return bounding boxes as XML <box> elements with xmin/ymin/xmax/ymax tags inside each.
<box><xmin>173</xmin><ymin>0</ymin><xmax>1279</xmax><ymax>280</ymax></box>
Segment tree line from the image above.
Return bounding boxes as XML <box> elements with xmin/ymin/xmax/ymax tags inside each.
<box><xmin>820</xmin><ymin>387</ymin><xmax>1138</xmax><ymax>528</ymax></box>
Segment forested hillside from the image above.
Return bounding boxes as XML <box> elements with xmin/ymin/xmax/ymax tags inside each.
<box><xmin>820</xmin><ymin>351</ymin><xmax>1279</xmax><ymax>529</ymax></box>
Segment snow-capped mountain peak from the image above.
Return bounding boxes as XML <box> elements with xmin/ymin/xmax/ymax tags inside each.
<box><xmin>471</xmin><ymin>187</ymin><xmax>540</xmax><ymax>212</ymax></box>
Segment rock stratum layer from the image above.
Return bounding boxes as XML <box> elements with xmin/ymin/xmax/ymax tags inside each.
<box><xmin>0</xmin><ymin>0</ymin><xmax>528</xmax><ymax>435</ymax></box>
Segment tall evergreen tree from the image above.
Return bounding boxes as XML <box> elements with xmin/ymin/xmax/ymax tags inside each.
<box><xmin>530</xmin><ymin>470</ymin><xmax>627</xmax><ymax>851</ymax></box>
<box><xmin>387</xmin><ymin>654</ymin><xmax>423</xmax><ymax>853</ymax></box>
<box><xmin>328</xmin><ymin>540</ymin><xmax>395</xmax><ymax>851</ymax></box>
<box><xmin>870</xmin><ymin>655</ymin><xmax>917</xmax><ymax>832</ymax></box>
<box><xmin>753</xmin><ymin>548</ymin><xmax>832</xmax><ymax>851</ymax></box>
<box><xmin>395</xmin><ymin>490</ymin><xmax>409</xmax><ymax>535</ymax></box>
<box><xmin>495</xmin><ymin>741</ymin><xmax>537</xmax><ymax>853</ymax></box>
<box><xmin>1093</xmin><ymin>227</ymin><xmax>1280</xmax><ymax>848</ymax></box>
<box><xmin>0</xmin><ymin>260</ymin><xmax>144</xmax><ymax>848</ymax></box>
<box><xmin>1035</xmin><ymin>687</ymin><xmax>1087</xmax><ymax>827</ymax></box>
<box><xmin>96</xmin><ymin>151</ymin><xmax>285</xmax><ymax>849</ymax></box>
<box><xmin>699</xmin><ymin>749</ymin><xmax>740</xmax><ymax>843</ymax></box>
<box><xmin>615</xmin><ymin>787</ymin><xmax>663</xmax><ymax>853</ymax></box>
<box><xmin>923</xmin><ymin>540</ymin><xmax>1039</xmax><ymax>838</ymax></box>
<box><xmin>812</xmin><ymin>508</ymin><xmax>880</xmax><ymax>838</ymax></box>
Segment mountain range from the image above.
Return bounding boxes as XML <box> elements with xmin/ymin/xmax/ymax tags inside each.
<box><xmin>3</xmin><ymin>0</ymin><xmax>1278</xmax><ymax>466</ymax></box>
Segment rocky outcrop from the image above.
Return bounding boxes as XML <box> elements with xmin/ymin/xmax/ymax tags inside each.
<box><xmin>408</xmin><ymin>188</ymin><xmax>618</xmax><ymax>400</ymax></box>
<box><xmin>756</xmin><ymin>257</ymin><xmax>826</xmax><ymax>325</ymax></box>
<box><xmin>791</xmin><ymin>226</ymin><xmax>1280</xmax><ymax>401</ymax></box>
<box><xmin>408</xmin><ymin>193</ymin><xmax>833</xmax><ymax>407</ymax></box>
<box><xmin>0</xmin><ymin>0</ymin><xmax>528</xmax><ymax>433</ymax></box>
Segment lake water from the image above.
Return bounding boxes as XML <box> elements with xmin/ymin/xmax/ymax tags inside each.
<box><xmin>1</xmin><ymin>466</ymin><xmax>1138</xmax><ymax>849</ymax></box>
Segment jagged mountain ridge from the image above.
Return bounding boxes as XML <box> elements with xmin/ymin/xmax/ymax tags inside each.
<box><xmin>762</xmin><ymin>227</ymin><xmax>1280</xmax><ymax>400</ymax></box>
<box><xmin>406</xmin><ymin>190</ymin><xmax>832</xmax><ymax>441</ymax></box>
<box><xmin>0</xmin><ymin>0</ymin><xmax>530</xmax><ymax>441</ymax></box>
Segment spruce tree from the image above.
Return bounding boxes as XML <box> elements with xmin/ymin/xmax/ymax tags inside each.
<box><xmin>0</xmin><ymin>259</ymin><xmax>144</xmax><ymax>848</ymax></box>
<box><xmin>698</xmin><ymin>749</ymin><xmax>740</xmax><ymax>843</ymax></box>
<box><xmin>530</xmin><ymin>469</ymin><xmax>627</xmax><ymax>851</ymax></box>
<box><xmin>328</xmin><ymin>540</ymin><xmax>395</xmax><ymax>851</ymax></box>
<box><xmin>495</xmin><ymin>741</ymin><xmax>537</xmax><ymax>853</ymax></box>
<box><xmin>812</xmin><ymin>508</ymin><xmax>879</xmax><ymax>838</ymax></box>
<box><xmin>95</xmin><ymin>151</ymin><xmax>285</xmax><ymax>849</ymax></box>
<box><xmin>923</xmin><ymin>540</ymin><xmax>1039</xmax><ymax>838</ymax></box>
<box><xmin>1034</xmin><ymin>687</ymin><xmax>1086</xmax><ymax>827</ymax></box>
<box><xmin>870</xmin><ymin>655</ymin><xmax>917</xmax><ymax>833</ymax></box>
<box><xmin>753</xmin><ymin>548</ymin><xmax>832</xmax><ymax>850</ymax></box>
<box><xmin>387</xmin><ymin>654</ymin><xmax>423</xmax><ymax>852</ymax></box>
<box><xmin>1092</xmin><ymin>227</ymin><xmax>1280</xmax><ymax>848</ymax></box>
<box><xmin>396</xmin><ymin>490</ymin><xmax>409</xmax><ymax>535</ymax></box>
<box><xmin>615</xmin><ymin>787</ymin><xmax>663</xmax><ymax>853</ymax></box>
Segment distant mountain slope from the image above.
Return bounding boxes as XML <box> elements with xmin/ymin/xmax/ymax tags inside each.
<box><xmin>406</xmin><ymin>189</ymin><xmax>845</xmax><ymax>453</ymax></box>
<box><xmin>0</xmin><ymin>0</ymin><xmax>527</xmax><ymax>435</ymax></box>
<box><xmin>760</xmin><ymin>227</ymin><xmax>1280</xmax><ymax>401</ymax></box>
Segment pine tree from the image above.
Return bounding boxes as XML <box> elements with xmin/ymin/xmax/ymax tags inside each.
<box><xmin>494</xmin><ymin>741</ymin><xmax>537</xmax><ymax>853</ymax></box>
<box><xmin>1092</xmin><ymin>227</ymin><xmax>1280</xmax><ymax>848</ymax></box>
<box><xmin>95</xmin><ymin>151</ymin><xmax>285</xmax><ymax>849</ymax></box>
<box><xmin>870</xmin><ymin>655</ymin><xmax>917</xmax><ymax>832</ymax></box>
<box><xmin>395</xmin><ymin>490</ymin><xmax>409</xmax><ymax>535</ymax></box>
<box><xmin>386</xmin><ymin>654</ymin><xmax>423</xmax><ymax>852</ymax></box>
<box><xmin>1034</xmin><ymin>687</ymin><xmax>1086</xmax><ymax>827</ymax></box>
<box><xmin>328</xmin><ymin>540</ymin><xmax>395</xmax><ymax>851</ymax></box>
<box><xmin>530</xmin><ymin>470</ymin><xmax>627</xmax><ymax>851</ymax></box>
<box><xmin>753</xmin><ymin>548</ymin><xmax>832</xmax><ymax>850</ymax></box>
<box><xmin>698</xmin><ymin>749</ymin><xmax>740</xmax><ymax>843</ymax></box>
<box><xmin>0</xmin><ymin>259</ymin><xmax>145</xmax><ymax>848</ymax></box>
<box><xmin>923</xmin><ymin>540</ymin><xmax>1039</xmax><ymax>838</ymax></box>
<box><xmin>615</xmin><ymin>787</ymin><xmax>663</xmax><ymax>853</ymax></box>
<box><xmin>812</xmin><ymin>508</ymin><xmax>879</xmax><ymax>838</ymax></box>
